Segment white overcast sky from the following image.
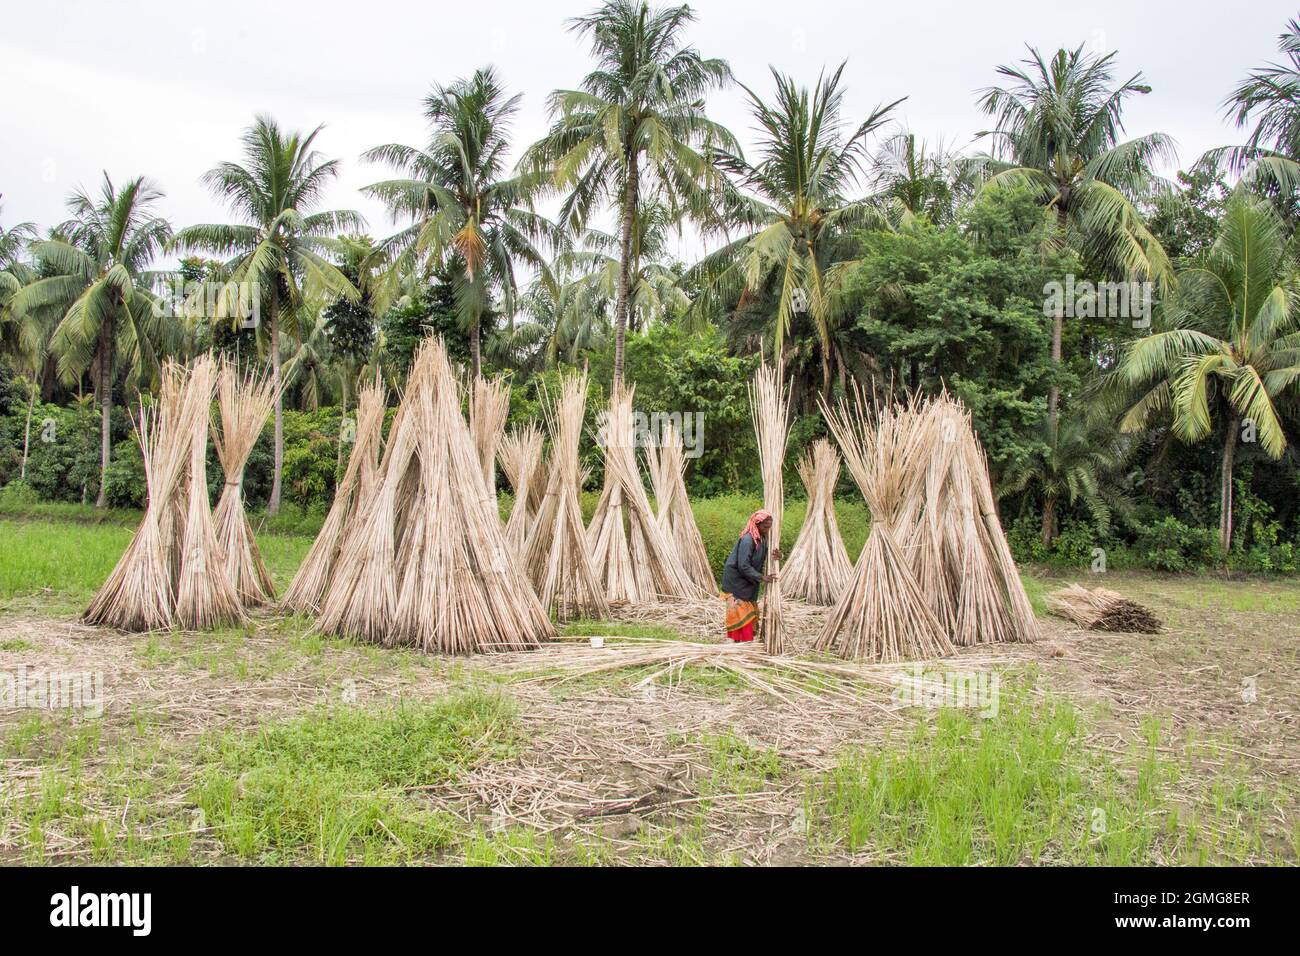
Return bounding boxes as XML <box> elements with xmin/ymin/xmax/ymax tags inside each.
<box><xmin>2</xmin><ymin>0</ymin><xmax>1295</xmax><ymax>266</ymax></box>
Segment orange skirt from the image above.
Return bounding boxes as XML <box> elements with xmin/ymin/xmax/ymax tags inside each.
<box><xmin>722</xmin><ymin>592</ymin><xmax>758</xmax><ymax>643</ymax></box>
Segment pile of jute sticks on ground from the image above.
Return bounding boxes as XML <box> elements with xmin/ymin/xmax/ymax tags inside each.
<box><xmin>86</xmin><ymin>356</ymin><xmax>278</xmax><ymax>631</ymax></box>
<box><xmin>1047</xmin><ymin>584</ymin><xmax>1162</xmax><ymax>633</ymax></box>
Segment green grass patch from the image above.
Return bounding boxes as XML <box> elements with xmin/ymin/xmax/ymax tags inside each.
<box><xmin>192</xmin><ymin>690</ymin><xmax>520</xmax><ymax>865</ymax></box>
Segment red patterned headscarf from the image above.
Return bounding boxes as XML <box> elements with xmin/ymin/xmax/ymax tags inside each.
<box><xmin>741</xmin><ymin>509</ymin><xmax>773</xmax><ymax>545</ymax></box>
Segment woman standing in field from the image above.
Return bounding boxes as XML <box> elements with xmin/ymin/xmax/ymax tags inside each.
<box><xmin>720</xmin><ymin>510</ymin><xmax>780</xmax><ymax>643</ymax></box>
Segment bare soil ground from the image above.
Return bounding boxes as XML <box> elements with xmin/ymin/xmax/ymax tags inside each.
<box><xmin>1</xmin><ymin>569</ymin><xmax>1296</xmax><ymax>865</ymax></box>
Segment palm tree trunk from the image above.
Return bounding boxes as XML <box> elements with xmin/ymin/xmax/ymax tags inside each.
<box><xmin>470</xmin><ymin>305</ymin><xmax>482</xmax><ymax>380</ymax></box>
<box><xmin>613</xmin><ymin>149</ymin><xmax>639</xmax><ymax>388</ymax></box>
<box><xmin>20</xmin><ymin>384</ymin><xmax>35</xmax><ymax>481</ymax></box>
<box><xmin>268</xmin><ymin>286</ymin><xmax>283</xmax><ymax>516</ymax></box>
<box><xmin>95</xmin><ymin>315</ymin><xmax>113</xmax><ymax>508</ymax></box>
<box><xmin>1041</xmin><ymin>493</ymin><xmax>1058</xmax><ymax>549</ymax></box>
<box><xmin>1219</xmin><ymin>415</ymin><xmax>1239</xmax><ymax>552</ymax></box>
<box><xmin>1048</xmin><ymin>202</ymin><xmax>1069</xmax><ymax>433</ymax></box>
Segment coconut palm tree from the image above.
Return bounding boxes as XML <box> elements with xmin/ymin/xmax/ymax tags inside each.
<box><xmin>975</xmin><ymin>45</ymin><xmax>1176</xmax><ymax>430</ymax></box>
<box><xmin>690</xmin><ymin>64</ymin><xmax>902</xmax><ymax>395</ymax></box>
<box><xmin>1002</xmin><ymin>415</ymin><xmax>1135</xmax><ymax>548</ymax></box>
<box><xmin>174</xmin><ymin>115</ymin><xmax>362</xmax><ymax>514</ymax></box>
<box><xmin>870</xmin><ymin>131</ymin><xmax>972</xmax><ymax>226</ymax></box>
<box><xmin>526</xmin><ymin>0</ymin><xmax>733</xmax><ymax>386</ymax></box>
<box><xmin>363</xmin><ymin>67</ymin><xmax>556</xmax><ymax>379</ymax></box>
<box><xmin>1115</xmin><ymin>197</ymin><xmax>1300</xmax><ymax>550</ymax></box>
<box><xmin>0</xmin><ymin>207</ymin><xmax>38</xmax><ymax>370</ymax></box>
<box><xmin>9</xmin><ymin>175</ymin><xmax>174</xmax><ymax>507</ymax></box>
<box><xmin>1204</xmin><ymin>18</ymin><xmax>1300</xmax><ymax>208</ymax></box>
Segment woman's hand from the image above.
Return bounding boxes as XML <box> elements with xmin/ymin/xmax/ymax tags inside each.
<box><xmin>762</xmin><ymin>573</ymin><xmax>779</xmax><ymax>583</ymax></box>
<box><xmin>771</xmin><ymin>548</ymin><xmax>783</xmax><ymax>561</ymax></box>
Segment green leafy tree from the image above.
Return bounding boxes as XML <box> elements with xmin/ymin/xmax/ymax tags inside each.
<box><xmin>10</xmin><ymin>174</ymin><xmax>173</xmax><ymax>506</ymax></box>
<box><xmin>527</xmin><ymin>0</ymin><xmax>734</xmax><ymax>386</ymax></box>
<box><xmin>174</xmin><ymin>115</ymin><xmax>362</xmax><ymax>514</ymax></box>
<box><xmin>1116</xmin><ymin>197</ymin><xmax>1300</xmax><ymax>549</ymax></box>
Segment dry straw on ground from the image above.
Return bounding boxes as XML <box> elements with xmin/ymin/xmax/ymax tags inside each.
<box><xmin>498</xmin><ymin>423</ymin><xmax>544</xmax><ymax>553</ymax></box>
<box><xmin>645</xmin><ymin>422</ymin><xmax>716</xmax><ymax>594</ymax></box>
<box><xmin>211</xmin><ymin>360</ymin><xmax>279</xmax><ymax>606</ymax></box>
<box><xmin>749</xmin><ymin>364</ymin><xmax>792</xmax><ymax>654</ymax></box>
<box><xmin>281</xmin><ymin>377</ymin><xmax>386</xmax><ymax>614</ymax></box>
<box><xmin>316</xmin><ymin>338</ymin><xmax>553</xmax><ymax>653</ymax></box>
<box><xmin>1047</xmin><ymin>584</ymin><xmax>1162</xmax><ymax>633</ymax></box>
<box><xmin>587</xmin><ymin>385</ymin><xmax>707</xmax><ymax>605</ymax></box>
<box><xmin>782</xmin><ymin>439</ymin><xmax>852</xmax><ymax>605</ymax></box>
<box><xmin>522</xmin><ymin>372</ymin><xmax>609</xmax><ymax>622</ymax></box>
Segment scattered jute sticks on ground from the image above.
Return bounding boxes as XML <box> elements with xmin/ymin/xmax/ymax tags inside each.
<box><xmin>782</xmin><ymin>439</ymin><xmax>852</xmax><ymax>605</ymax></box>
<box><xmin>1047</xmin><ymin>584</ymin><xmax>1163</xmax><ymax>633</ymax></box>
<box><xmin>211</xmin><ymin>359</ymin><xmax>279</xmax><ymax>606</ymax></box>
<box><xmin>749</xmin><ymin>363</ymin><xmax>792</xmax><ymax>654</ymax></box>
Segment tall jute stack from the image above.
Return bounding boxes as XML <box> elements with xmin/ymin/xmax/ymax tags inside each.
<box><xmin>587</xmin><ymin>385</ymin><xmax>707</xmax><ymax>605</ymax></box>
<box><xmin>816</xmin><ymin>388</ymin><xmax>953</xmax><ymax>661</ymax></box>
<box><xmin>173</xmin><ymin>356</ymin><xmax>246</xmax><ymax>630</ymax></box>
<box><xmin>470</xmin><ymin>375</ymin><xmax>511</xmax><ymax>496</ymax></box>
<box><xmin>523</xmin><ymin>372</ymin><xmax>608</xmax><ymax>621</ymax></box>
<box><xmin>85</xmin><ymin>362</ymin><xmax>194</xmax><ymax>631</ymax></box>
<box><xmin>211</xmin><ymin>360</ymin><xmax>280</xmax><ymax>606</ymax></box>
<box><xmin>645</xmin><ymin>422</ymin><xmax>716</xmax><ymax>593</ymax></box>
<box><xmin>749</xmin><ymin>364</ymin><xmax>792</xmax><ymax>654</ymax></box>
<box><xmin>782</xmin><ymin>439</ymin><xmax>852</xmax><ymax>605</ymax></box>
<box><xmin>282</xmin><ymin>376</ymin><xmax>386</xmax><ymax>613</ymax></box>
<box><xmin>498</xmin><ymin>423</ymin><xmax>544</xmax><ymax>552</ymax></box>
<box><xmin>316</xmin><ymin>338</ymin><xmax>553</xmax><ymax>653</ymax></box>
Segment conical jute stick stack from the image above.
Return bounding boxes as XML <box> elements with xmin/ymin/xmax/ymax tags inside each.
<box><xmin>173</xmin><ymin>356</ymin><xmax>247</xmax><ymax>630</ymax></box>
<box><xmin>498</xmin><ymin>423</ymin><xmax>544</xmax><ymax>552</ymax></box>
<box><xmin>522</xmin><ymin>372</ymin><xmax>609</xmax><ymax>621</ymax></box>
<box><xmin>749</xmin><ymin>363</ymin><xmax>792</xmax><ymax>654</ymax></box>
<box><xmin>816</xmin><ymin>387</ymin><xmax>954</xmax><ymax>662</ymax></box>
<box><xmin>587</xmin><ymin>384</ymin><xmax>708</xmax><ymax>605</ymax></box>
<box><xmin>782</xmin><ymin>439</ymin><xmax>852</xmax><ymax>605</ymax></box>
<box><xmin>281</xmin><ymin>375</ymin><xmax>386</xmax><ymax>614</ymax></box>
<box><xmin>85</xmin><ymin>362</ymin><xmax>194</xmax><ymax>631</ymax></box>
<box><xmin>645</xmin><ymin>422</ymin><xmax>716</xmax><ymax>593</ymax></box>
<box><xmin>470</xmin><ymin>375</ymin><xmax>511</xmax><ymax>497</ymax></box>
<box><xmin>316</xmin><ymin>338</ymin><xmax>553</xmax><ymax>653</ymax></box>
<box><xmin>211</xmin><ymin>359</ymin><xmax>280</xmax><ymax>606</ymax></box>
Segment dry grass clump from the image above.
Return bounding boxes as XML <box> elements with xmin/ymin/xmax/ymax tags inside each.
<box><xmin>587</xmin><ymin>384</ymin><xmax>707</xmax><ymax>605</ymax></box>
<box><xmin>316</xmin><ymin>338</ymin><xmax>553</xmax><ymax>653</ymax></box>
<box><xmin>1047</xmin><ymin>584</ymin><xmax>1162</xmax><ymax>633</ymax></box>
<box><xmin>211</xmin><ymin>360</ymin><xmax>279</xmax><ymax>606</ymax></box>
<box><xmin>645</xmin><ymin>421</ymin><xmax>716</xmax><ymax>594</ymax></box>
<box><xmin>281</xmin><ymin>377</ymin><xmax>386</xmax><ymax>614</ymax></box>
<box><xmin>522</xmin><ymin>372</ymin><xmax>608</xmax><ymax>622</ymax></box>
<box><xmin>782</xmin><ymin>439</ymin><xmax>852</xmax><ymax>605</ymax></box>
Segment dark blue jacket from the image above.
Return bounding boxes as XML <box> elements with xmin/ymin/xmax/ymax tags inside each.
<box><xmin>721</xmin><ymin>532</ymin><xmax>767</xmax><ymax>602</ymax></box>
